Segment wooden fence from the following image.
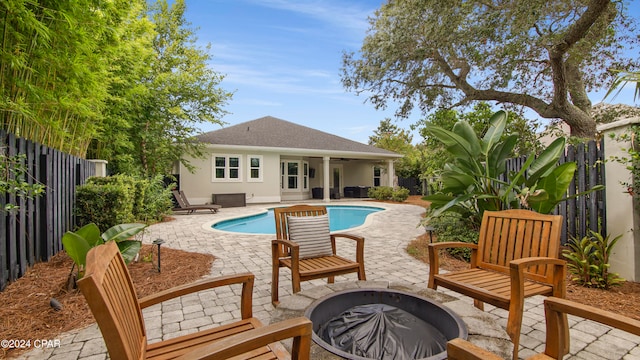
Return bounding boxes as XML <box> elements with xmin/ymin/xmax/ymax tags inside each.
<box><xmin>1</xmin><ymin>131</ymin><xmax>94</xmax><ymax>290</ymax></box>
<box><xmin>505</xmin><ymin>139</ymin><xmax>606</xmax><ymax>245</ymax></box>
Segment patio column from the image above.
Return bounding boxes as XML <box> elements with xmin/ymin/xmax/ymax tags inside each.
<box><xmin>387</xmin><ymin>159</ymin><xmax>395</xmax><ymax>188</ymax></box>
<box><xmin>323</xmin><ymin>156</ymin><xmax>331</xmax><ymax>202</ymax></box>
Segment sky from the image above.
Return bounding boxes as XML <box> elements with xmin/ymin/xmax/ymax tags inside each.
<box><xmin>183</xmin><ymin>0</ymin><xmax>639</xmax><ymax>144</ymax></box>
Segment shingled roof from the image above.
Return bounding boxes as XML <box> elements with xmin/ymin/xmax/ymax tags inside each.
<box><xmin>197</xmin><ymin>116</ymin><xmax>401</xmax><ymax>157</ymax></box>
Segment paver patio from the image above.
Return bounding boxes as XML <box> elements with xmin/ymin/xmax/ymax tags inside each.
<box><xmin>20</xmin><ymin>201</ymin><xmax>640</xmax><ymax>360</ymax></box>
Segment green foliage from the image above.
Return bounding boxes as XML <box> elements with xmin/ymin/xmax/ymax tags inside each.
<box><xmin>342</xmin><ymin>0</ymin><xmax>636</xmax><ymax>138</ymax></box>
<box><xmin>423</xmin><ymin>110</ymin><xmax>596</xmax><ymax>227</ymax></box>
<box><xmin>76</xmin><ymin>175</ymin><xmax>173</xmax><ymax>229</ymax></box>
<box><xmin>391</xmin><ymin>187</ymin><xmax>410</xmax><ymax>202</ymax></box>
<box><xmin>140</xmin><ymin>175</ymin><xmax>175</xmax><ymax>223</ymax></box>
<box><xmin>76</xmin><ymin>183</ymin><xmax>135</xmax><ymax>231</ymax></box>
<box><xmin>604</xmin><ymin>69</ymin><xmax>640</xmax><ymax>103</ymax></box>
<box><xmin>609</xmin><ymin>125</ymin><xmax>640</xmax><ymax>209</ymax></box>
<box><xmin>0</xmin><ymin>0</ymin><xmax>230</xmax><ymax>175</ymax></box>
<box><xmin>563</xmin><ymin>231</ymin><xmax>624</xmax><ymax>289</ymax></box>
<box><xmin>416</xmin><ymin>103</ymin><xmax>542</xmax><ymax>180</ymax></box>
<box><xmin>62</xmin><ymin>223</ymin><xmax>147</xmax><ymax>279</ymax></box>
<box><xmin>427</xmin><ymin>211</ymin><xmax>478</xmax><ymax>262</ymax></box>
<box><xmin>0</xmin><ymin>151</ymin><xmax>45</xmax><ymax>212</ymax></box>
<box><xmin>369</xmin><ymin>118</ymin><xmax>420</xmax><ymax>177</ymax></box>
<box><xmin>367</xmin><ymin>186</ymin><xmax>410</xmax><ymax>202</ymax></box>
<box><xmin>89</xmin><ymin>0</ymin><xmax>232</xmax><ymax>177</ymax></box>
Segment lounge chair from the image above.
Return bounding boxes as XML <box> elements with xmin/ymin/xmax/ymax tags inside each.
<box><xmin>172</xmin><ymin>190</ymin><xmax>221</xmax><ymax>214</ymax></box>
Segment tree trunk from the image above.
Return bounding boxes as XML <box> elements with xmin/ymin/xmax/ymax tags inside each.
<box><xmin>556</xmin><ymin>105</ymin><xmax>597</xmax><ymax>138</ymax></box>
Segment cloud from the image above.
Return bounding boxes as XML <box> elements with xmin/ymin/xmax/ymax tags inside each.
<box><xmin>246</xmin><ymin>0</ymin><xmax>375</xmax><ymax>35</ymax></box>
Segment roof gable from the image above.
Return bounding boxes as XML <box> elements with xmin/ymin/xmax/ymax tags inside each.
<box><xmin>197</xmin><ymin>116</ymin><xmax>400</xmax><ymax>156</ymax></box>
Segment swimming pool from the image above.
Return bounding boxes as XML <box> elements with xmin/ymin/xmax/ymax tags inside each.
<box><xmin>212</xmin><ymin>205</ymin><xmax>384</xmax><ymax>234</ymax></box>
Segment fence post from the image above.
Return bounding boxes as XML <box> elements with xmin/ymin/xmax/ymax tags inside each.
<box><xmin>598</xmin><ymin>118</ymin><xmax>640</xmax><ymax>282</ymax></box>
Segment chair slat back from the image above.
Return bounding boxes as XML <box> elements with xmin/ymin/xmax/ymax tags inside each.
<box><xmin>179</xmin><ymin>190</ymin><xmax>193</xmax><ymax>207</ymax></box>
<box><xmin>172</xmin><ymin>190</ymin><xmax>188</xmax><ymax>208</ymax></box>
<box><xmin>78</xmin><ymin>241</ymin><xmax>147</xmax><ymax>360</ymax></box>
<box><xmin>273</xmin><ymin>205</ymin><xmax>328</xmax><ymax>257</ymax></box>
<box><xmin>477</xmin><ymin>209</ymin><xmax>563</xmax><ymax>283</ymax></box>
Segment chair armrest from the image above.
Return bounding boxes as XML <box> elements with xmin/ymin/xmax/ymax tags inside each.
<box><xmin>331</xmin><ymin>233</ymin><xmax>365</xmax><ymax>262</ymax></box>
<box><xmin>272</xmin><ymin>238</ymin><xmax>299</xmax><ymax>252</ymax></box>
<box><xmin>510</xmin><ymin>257</ymin><xmax>566</xmax><ymax>294</ymax></box>
<box><xmin>541</xmin><ymin>297</ymin><xmax>640</xmax><ymax>359</ymax></box>
<box><xmin>446</xmin><ymin>338</ymin><xmax>504</xmax><ymax>360</ymax></box>
<box><xmin>139</xmin><ymin>273</ymin><xmax>254</xmax><ymax>319</ymax></box>
<box><xmin>427</xmin><ymin>242</ymin><xmax>478</xmax><ymax>288</ymax></box>
<box><xmin>545</xmin><ymin>297</ymin><xmax>640</xmax><ymax>336</ymax></box>
<box><xmin>176</xmin><ymin>317</ymin><xmax>313</xmax><ymax>360</ymax></box>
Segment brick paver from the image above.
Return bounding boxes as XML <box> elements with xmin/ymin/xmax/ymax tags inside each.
<box><xmin>18</xmin><ymin>201</ymin><xmax>640</xmax><ymax>360</ymax></box>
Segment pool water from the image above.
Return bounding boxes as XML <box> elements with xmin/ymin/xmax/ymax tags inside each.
<box><xmin>212</xmin><ymin>205</ymin><xmax>384</xmax><ymax>234</ymax></box>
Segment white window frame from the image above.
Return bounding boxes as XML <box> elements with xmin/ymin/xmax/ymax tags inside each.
<box><xmin>212</xmin><ymin>154</ymin><xmax>242</xmax><ymax>182</ymax></box>
<box><xmin>373</xmin><ymin>166</ymin><xmax>382</xmax><ymax>187</ymax></box>
<box><xmin>280</xmin><ymin>160</ymin><xmax>309</xmax><ymax>192</ymax></box>
<box><xmin>303</xmin><ymin>161</ymin><xmax>309</xmax><ymax>191</ymax></box>
<box><xmin>247</xmin><ymin>155</ymin><xmax>263</xmax><ymax>182</ymax></box>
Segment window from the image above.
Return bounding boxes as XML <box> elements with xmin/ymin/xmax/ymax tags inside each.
<box><xmin>212</xmin><ymin>154</ymin><xmax>242</xmax><ymax>182</ymax></box>
<box><xmin>373</xmin><ymin>166</ymin><xmax>381</xmax><ymax>186</ymax></box>
<box><xmin>303</xmin><ymin>162</ymin><xmax>309</xmax><ymax>190</ymax></box>
<box><xmin>281</xmin><ymin>160</ymin><xmax>309</xmax><ymax>191</ymax></box>
<box><xmin>247</xmin><ymin>155</ymin><xmax>263</xmax><ymax>182</ymax></box>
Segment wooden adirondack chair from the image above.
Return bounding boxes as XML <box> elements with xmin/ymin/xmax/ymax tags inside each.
<box><xmin>271</xmin><ymin>205</ymin><xmax>365</xmax><ymax>305</ymax></box>
<box><xmin>447</xmin><ymin>297</ymin><xmax>640</xmax><ymax>360</ymax></box>
<box><xmin>78</xmin><ymin>241</ymin><xmax>312</xmax><ymax>360</ymax></box>
<box><xmin>428</xmin><ymin>209</ymin><xmax>567</xmax><ymax>359</ymax></box>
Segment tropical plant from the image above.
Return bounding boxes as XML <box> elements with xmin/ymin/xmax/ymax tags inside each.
<box><xmin>416</xmin><ymin>102</ymin><xmax>542</xmax><ymax>180</ymax></box>
<box><xmin>423</xmin><ymin>110</ymin><xmax>597</xmax><ymax>227</ymax></box>
<box><xmin>604</xmin><ymin>69</ymin><xmax>640</xmax><ymax>103</ymax></box>
<box><xmin>62</xmin><ymin>223</ymin><xmax>147</xmax><ymax>281</ymax></box>
<box><xmin>563</xmin><ymin>230</ymin><xmax>624</xmax><ymax>289</ymax></box>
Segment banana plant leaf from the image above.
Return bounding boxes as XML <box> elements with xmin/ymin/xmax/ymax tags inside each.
<box><xmin>116</xmin><ymin>240</ymin><xmax>142</xmax><ymax>264</ymax></box>
<box><xmin>528</xmin><ymin>162</ymin><xmax>577</xmax><ymax>213</ymax></box>
<box><xmin>480</xmin><ymin>110</ymin><xmax>507</xmax><ymax>154</ymax></box>
<box><xmin>61</xmin><ymin>232</ymin><xmax>91</xmax><ymax>274</ymax></box>
<box><xmin>526</xmin><ymin>137</ymin><xmax>567</xmax><ymax>187</ymax></box>
<box><xmin>425</xmin><ymin>124</ymin><xmax>480</xmax><ymax>168</ymax></box>
<box><xmin>102</xmin><ymin>223</ymin><xmax>147</xmax><ymax>242</ymax></box>
<box><xmin>75</xmin><ymin>223</ymin><xmax>102</xmax><ymax>247</ymax></box>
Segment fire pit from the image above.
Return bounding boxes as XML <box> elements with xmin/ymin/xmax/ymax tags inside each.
<box><xmin>304</xmin><ymin>288</ymin><xmax>467</xmax><ymax>360</ymax></box>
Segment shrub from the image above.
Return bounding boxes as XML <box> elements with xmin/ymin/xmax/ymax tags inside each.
<box><xmin>76</xmin><ymin>183</ymin><xmax>135</xmax><ymax>231</ymax></box>
<box><xmin>391</xmin><ymin>187</ymin><xmax>410</xmax><ymax>202</ymax></box>
<box><xmin>368</xmin><ymin>186</ymin><xmax>410</xmax><ymax>202</ymax></box>
<box><xmin>427</xmin><ymin>211</ymin><xmax>478</xmax><ymax>261</ymax></box>
<box><xmin>563</xmin><ymin>230</ymin><xmax>624</xmax><ymax>289</ymax></box>
<box><xmin>76</xmin><ymin>174</ymin><xmax>173</xmax><ymax>229</ymax></box>
<box><xmin>140</xmin><ymin>175</ymin><xmax>174</xmax><ymax>223</ymax></box>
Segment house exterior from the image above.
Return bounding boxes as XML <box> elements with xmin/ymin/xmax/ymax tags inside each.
<box><xmin>177</xmin><ymin>116</ymin><xmax>403</xmax><ymax>205</ymax></box>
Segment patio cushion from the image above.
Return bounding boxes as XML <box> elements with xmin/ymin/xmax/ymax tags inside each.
<box><xmin>287</xmin><ymin>214</ymin><xmax>333</xmax><ymax>259</ymax></box>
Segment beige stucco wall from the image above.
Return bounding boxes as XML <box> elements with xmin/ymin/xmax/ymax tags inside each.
<box><xmin>179</xmin><ymin>150</ymin><xmax>281</xmax><ymax>205</ymax></box>
<box><xmin>180</xmin><ymin>149</ymin><xmax>398</xmax><ymax>205</ymax></box>
<box><xmin>598</xmin><ymin>118</ymin><xmax>640</xmax><ymax>281</ymax></box>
